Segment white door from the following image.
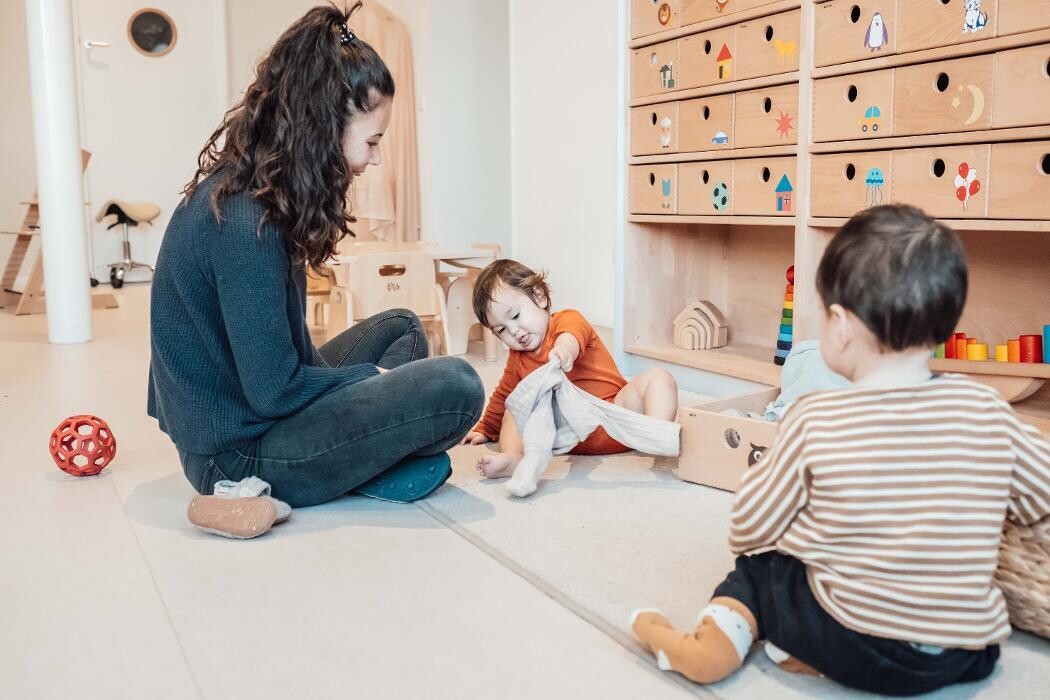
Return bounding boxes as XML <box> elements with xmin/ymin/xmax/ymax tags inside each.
<box><xmin>74</xmin><ymin>0</ymin><xmax>227</xmax><ymax>283</ymax></box>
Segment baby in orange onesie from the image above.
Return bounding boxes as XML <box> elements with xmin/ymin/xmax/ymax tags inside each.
<box><xmin>462</xmin><ymin>259</ymin><xmax>679</xmax><ymax>478</ymax></box>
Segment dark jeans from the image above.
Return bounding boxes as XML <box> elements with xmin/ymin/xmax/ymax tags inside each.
<box><xmin>713</xmin><ymin>552</ymin><xmax>999</xmax><ymax>696</ymax></box>
<box><xmin>179</xmin><ymin>309</ymin><xmax>484</xmax><ymax>507</ymax></box>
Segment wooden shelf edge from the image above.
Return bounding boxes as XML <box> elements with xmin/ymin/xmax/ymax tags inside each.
<box><xmin>931</xmin><ymin>359</ymin><xmax>1050</xmax><ymax>380</ymax></box>
<box><xmin>812</xmin><ymin>29</ymin><xmax>1050</xmax><ymax>79</ymax></box>
<box><xmin>810</xmin><ymin>126</ymin><xmax>1050</xmax><ymax>154</ymax></box>
<box><xmin>629</xmin><ymin>0</ymin><xmax>802</xmax><ymax>49</ymax></box>
<box><xmin>631</xmin><ymin>145</ymin><xmax>797</xmax><ymax>164</ymax></box>
<box><xmin>630</xmin><ymin>73</ymin><xmax>799</xmax><ymax>108</ymax></box>
<box><xmin>808</xmin><ymin>218</ymin><xmax>1050</xmax><ymax>232</ymax></box>
<box><xmin>627</xmin><ymin>343</ymin><xmax>783</xmax><ymax>385</ymax></box>
<box><xmin>629</xmin><ymin>214</ymin><xmax>796</xmax><ymax>225</ymax></box>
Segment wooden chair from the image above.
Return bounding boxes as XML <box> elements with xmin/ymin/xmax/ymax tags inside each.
<box><xmin>0</xmin><ymin>150</ymin><xmax>117</xmax><ymax>315</ymax></box>
<box><xmin>326</xmin><ymin>247</ymin><xmax>451</xmax><ymax>355</ymax></box>
<box><xmin>438</xmin><ymin>243</ymin><xmax>501</xmax><ymax>361</ymax></box>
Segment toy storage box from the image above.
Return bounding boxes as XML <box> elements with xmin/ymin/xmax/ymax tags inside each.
<box><xmin>676</xmin><ymin>387</ymin><xmax>780</xmax><ymax>492</ymax></box>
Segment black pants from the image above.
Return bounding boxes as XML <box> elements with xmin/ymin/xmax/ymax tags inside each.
<box><xmin>179</xmin><ymin>309</ymin><xmax>484</xmax><ymax>507</ymax></box>
<box><xmin>713</xmin><ymin>552</ymin><xmax>1000</xmax><ymax>696</ymax></box>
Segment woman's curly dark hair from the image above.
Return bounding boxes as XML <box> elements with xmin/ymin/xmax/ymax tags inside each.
<box><xmin>184</xmin><ymin>2</ymin><xmax>394</xmax><ymax>270</ymax></box>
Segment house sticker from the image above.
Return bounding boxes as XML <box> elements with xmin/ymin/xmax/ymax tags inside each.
<box><xmin>775</xmin><ymin>174</ymin><xmax>793</xmax><ymax>212</ymax></box>
<box><xmin>716</xmin><ymin>44</ymin><xmax>732</xmax><ymax>80</ymax></box>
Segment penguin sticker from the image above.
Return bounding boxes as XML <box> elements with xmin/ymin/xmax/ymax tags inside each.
<box><xmin>864</xmin><ymin>11</ymin><xmax>889</xmax><ymax>52</ymax></box>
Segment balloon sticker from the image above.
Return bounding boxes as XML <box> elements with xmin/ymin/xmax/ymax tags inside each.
<box><xmin>954</xmin><ymin>162</ymin><xmax>981</xmax><ymax>211</ymax></box>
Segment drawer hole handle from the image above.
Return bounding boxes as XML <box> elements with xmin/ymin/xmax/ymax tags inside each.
<box><xmin>724</xmin><ymin>428</ymin><xmax>742</xmax><ymax>449</ymax></box>
<box><xmin>702</xmin><ymin>170</ymin><xmax>711</xmax><ymax>184</ymax></box>
<box><xmin>762</xmin><ymin>167</ymin><xmax>771</xmax><ymax>182</ymax></box>
<box><xmin>764</xmin><ymin>25</ymin><xmax>774</xmax><ymax>42</ymax></box>
<box><xmin>849</xmin><ymin>5</ymin><xmax>861</xmax><ymax>23</ymax></box>
<box><xmin>1044</xmin><ymin>58</ymin><xmax>1050</xmax><ymax>79</ymax></box>
<box><xmin>844</xmin><ymin>163</ymin><xmax>857</xmax><ymax>181</ymax></box>
<box><xmin>703</xmin><ymin>105</ymin><xmax>711</xmax><ymax>120</ymax></box>
<box><xmin>1041</xmin><ymin>155</ymin><xmax>1050</xmax><ymax>176</ymax></box>
<box><xmin>846</xmin><ymin>85</ymin><xmax>858</xmax><ymax>103</ymax></box>
<box><xmin>704</xmin><ymin>39</ymin><xmax>712</xmax><ymax>55</ymax></box>
<box><xmin>932</xmin><ymin>159</ymin><xmax>947</xmax><ymax>178</ymax></box>
<box><xmin>935</xmin><ymin>72</ymin><xmax>950</xmax><ymax>93</ymax></box>
<box><xmin>651</xmin><ymin>112</ymin><xmax>658</xmax><ymax>126</ymax></box>
<box><xmin>940</xmin><ymin>0</ymin><xmax>951</xmax><ymax>5</ymax></box>
<box><xmin>379</xmin><ymin>265</ymin><xmax>407</xmax><ymax>277</ymax></box>
<box><xmin>763</xmin><ymin>97</ymin><xmax>773</xmax><ymax>113</ymax></box>
<box><xmin>649</xmin><ymin>172</ymin><xmax>657</xmax><ymax>186</ymax></box>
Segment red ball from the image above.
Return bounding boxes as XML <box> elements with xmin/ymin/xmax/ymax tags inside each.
<box><xmin>49</xmin><ymin>415</ymin><xmax>117</xmax><ymax>477</ymax></box>
<box><xmin>786</xmin><ymin>265</ymin><xmax>795</xmax><ymax>285</ymax></box>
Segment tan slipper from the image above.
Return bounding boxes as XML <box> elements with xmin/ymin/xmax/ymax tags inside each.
<box><xmin>187</xmin><ymin>495</ymin><xmax>278</xmax><ymax>539</ymax></box>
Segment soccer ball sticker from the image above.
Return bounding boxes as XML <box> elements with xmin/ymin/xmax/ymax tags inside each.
<box><xmin>712</xmin><ymin>181</ymin><xmax>729</xmax><ymax>211</ymax></box>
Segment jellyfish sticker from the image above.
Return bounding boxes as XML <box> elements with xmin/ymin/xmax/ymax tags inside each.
<box><xmin>864</xmin><ymin>167</ymin><xmax>885</xmax><ymax>207</ymax></box>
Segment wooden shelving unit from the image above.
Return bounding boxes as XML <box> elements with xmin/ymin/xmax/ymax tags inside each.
<box><xmin>622</xmin><ymin>0</ymin><xmax>1050</xmax><ymax>430</ymax></box>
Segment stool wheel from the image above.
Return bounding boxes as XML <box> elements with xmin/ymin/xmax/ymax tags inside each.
<box><xmin>110</xmin><ymin>267</ymin><xmax>125</xmax><ymax>289</ymax></box>
<box><xmin>90</xmin><ymin>276</ymin><xmax>99</xmax><ymax>288</ymax></box>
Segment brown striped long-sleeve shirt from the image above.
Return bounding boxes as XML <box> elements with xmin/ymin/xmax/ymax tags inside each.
<box><xmin>729</xmin><ymin>375</ymin><xmax>1050</xmax><ymax>649</ymax></box>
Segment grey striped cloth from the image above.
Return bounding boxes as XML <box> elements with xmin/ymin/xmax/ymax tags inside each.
<box><xmin>504</xmin><ymin>361</ymin><xmax>680</xmax><ymax>497</ymax></box>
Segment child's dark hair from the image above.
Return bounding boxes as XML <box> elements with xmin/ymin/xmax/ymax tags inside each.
<box><xmin>817</xmin><ymin>204</ymin><xmax>967</xmax><ymax>350</ymax></box>
<box><xmin>184</xmin><ymin>2</ymin><xmax>394</xmax><ymax>270</ymax></box>
<box><xmin>472</xmin><ymin>260</ymin><xmax>552</xmax><ymax>328</ymax></box>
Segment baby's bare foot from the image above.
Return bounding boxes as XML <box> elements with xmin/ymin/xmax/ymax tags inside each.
<box><xmin>476</xmin><ymin>452</ymin><xmax>520</xmax><ymax>479</ymax></box>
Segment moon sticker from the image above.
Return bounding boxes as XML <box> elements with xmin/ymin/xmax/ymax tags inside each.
<box><xmin>961</xmin><ymin>84</ymin><xmax>985</xmax><ymax>126</ymax></box>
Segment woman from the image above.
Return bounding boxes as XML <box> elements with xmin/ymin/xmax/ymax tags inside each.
<box><xmin>148</xmin><ymin>3</ymin><xmax>483</xmax><ymax>508</ymax></box>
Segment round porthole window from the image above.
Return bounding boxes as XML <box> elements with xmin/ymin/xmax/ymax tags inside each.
<box><xmin>128</xmin><ymin>9</ymin><xmax>176</xmax><ymax>57</ymax></box>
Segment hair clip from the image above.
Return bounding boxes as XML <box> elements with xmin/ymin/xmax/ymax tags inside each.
<box><xmin>339</xmin><ymin>23</ymin><xmax>356</xmax><ymax>46</ymax></box>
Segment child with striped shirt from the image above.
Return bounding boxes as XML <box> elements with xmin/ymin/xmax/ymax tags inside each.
<box><xmin>631</xmin><ymin>205</ymin><xmax>1050</xmax><ymax>695</ymax></box>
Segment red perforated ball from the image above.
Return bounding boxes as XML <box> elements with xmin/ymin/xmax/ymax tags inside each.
<box><xmin>786</xmin><ymin>265</ymin><xmax>795</xmax><ymax>285</ymax></box>
<box><xmin>49</xmin><ymin>415</ymin><xmax>117</xmax><ymax>477</ymax></box>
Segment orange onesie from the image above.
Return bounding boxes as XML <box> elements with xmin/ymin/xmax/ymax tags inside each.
<box><xmin>475</xmin><ymin>309</ymin><xmax>629</xmax><ymax>455</ymax></box>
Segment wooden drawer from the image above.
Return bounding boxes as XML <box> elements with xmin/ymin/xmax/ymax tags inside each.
<box><xmin>632</xmin><ymin>0</ymin><xmax>680</xmax><ymax>38</ymax></box>
<box><xmin>997</xmin><ymin>0</ymin><xmax>1050</xmax><ymax>36</ymax></box>
<box><xmin>814</xmin><ymin>0</ymin><xmax>897</xmax><ymax>67</ymax></box>
<box><xmin>733</xmin><ymin>157</ymin><xmax>797</xmax><ymax>215</ymax></box>
<box><xmin>892</xmin><ymin>54</ymin><xmax>993</xmax><ymax>136</ymax></box>
<box><xmin>678</xmin><ymin>94</ymin><xmax>735</xmax><ymax>151</ymax></box>
<box><xmin>630</xmin><ymin>165</ymin><xmax>678</xmax><ymax>214</ymax></box>
<box><xmin>680</xmin><ymin>0</ymin><xmax>778</xmax><ymax>26</ymax></box>
<box><xmin>891</xmin><ymin>145</ymin><xmax>991</xmax><ymax>217</ymax></box>
<box><xmin>897</xmin><ymin>0</ymin><xmax>997</xmax><ymax>53</ymax></box>
<box><xmin>734</xmin><ymin>9</ymin><xmax>801</xmax><ymax>80</ymax></box>
<box><xmin>679</xmin><ymin>161</ymin><xmax>735</xmax><ymax>215</ymax></box>
<box><xmin>810</xmin><ymin>151</ymin><xmax>893</xmax><ymax>217</ymax></box>
<box><xmin>631</xmin><ymin>40</ymin><xmax>680</xmax><ymax>98</ymax></box>
<box><xmin>988</xmin><ymin>141</ymin><xmax>1050</xmax><ymax>219</ymax></box>
<box><xmin>631</xmin><ymin>103</ymin><xmax>680</xmax><ymax>156</ymax></box>
<box><xmin>813</xmin><ymin>69</ymin><xmax>895</xmax><ymax>142</ymax></box>
<box><xmin>992</xmin><ymin>44</ymin><xmax>1050</xmax><ymax>129</ymax></box>
<box><xmin>733</xmin><ymin>83</ymin><xmax>799</xmax><ymax>147</ymax></box>
<box><xmin>679</xmin><ymin>26</ymin><xmax>736</xmax><ymax>89</ymax></box>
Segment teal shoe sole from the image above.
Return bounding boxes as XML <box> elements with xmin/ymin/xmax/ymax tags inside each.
<box><xmin>352</xmin><ymin>453</ymin><xmax>452</xmax><ymax>503</ymax></box>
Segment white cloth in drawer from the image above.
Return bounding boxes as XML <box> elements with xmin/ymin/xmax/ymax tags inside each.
<box><xmin>504</xmin><ymin>360</ymin><xmax>681</xmax><ymax>497</ymax></box>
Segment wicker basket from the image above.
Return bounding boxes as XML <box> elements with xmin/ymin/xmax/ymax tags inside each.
<box><xmin>995</xmin><ymin>517</ymin><xmax>1050</xmax><ymax>639</ymax></box>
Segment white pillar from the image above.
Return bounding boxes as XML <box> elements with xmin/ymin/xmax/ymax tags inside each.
<box><xmin>25</xmin><ymin>0</ymin><xmax>92</xmax><ymax>344</ymax></box>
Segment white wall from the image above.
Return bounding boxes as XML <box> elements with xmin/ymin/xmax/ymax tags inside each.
<box><xmin>508</xmin><ymin>0</ymin><xmax>620</xmax><ymax>327</ymax></box>
<box><xmin>225</xmin><ymin>0</ymin><xmax>511</xmax><ymax>254</ymax></box>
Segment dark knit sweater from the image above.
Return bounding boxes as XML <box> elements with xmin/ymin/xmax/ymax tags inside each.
<box><xmin>147</xmin><ymin>176</ymin><xmax>378</xmax><ymax>455</ymax></box>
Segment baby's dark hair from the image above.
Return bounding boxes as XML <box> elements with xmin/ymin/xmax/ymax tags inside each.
<box><xmin>817</xmin><ymin>204</ymin><xmax>967</xmax><ymax>351</ymax></box>
<box><xmin>472</xmin><ymin>259</ymin><xmax>551</xmax><ymax>328</ymax></box>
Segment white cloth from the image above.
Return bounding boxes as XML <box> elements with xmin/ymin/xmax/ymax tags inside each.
<box><xmin>503</xmin><ymin>361</ymin><xmax>681</xmax><ymax>497</ymax></box>
<box><xmin>213</xmin><ymin>476</ymin><xmax>291</xmax><ymax>523</ymax></box>
<box><xmin>764</xmin><ymin>340</ymin><xmax>850</xmax><ymax>421</ymax></box>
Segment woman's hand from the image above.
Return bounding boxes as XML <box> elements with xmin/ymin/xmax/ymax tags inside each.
<box><xmin>462</xmin><ymin>431</ymin><xmax>489</xmax><ymax>445</ymax></box>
